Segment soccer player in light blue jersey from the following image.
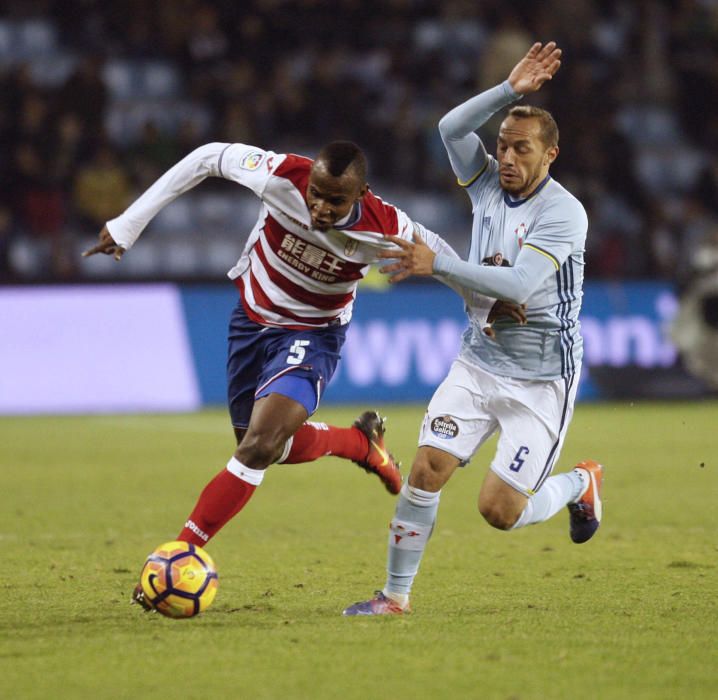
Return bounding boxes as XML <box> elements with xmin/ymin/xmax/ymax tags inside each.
<box><xmin>344</xmin><ymin>42</ymin><xmax>604</xmax><ymax>616</ymax></box>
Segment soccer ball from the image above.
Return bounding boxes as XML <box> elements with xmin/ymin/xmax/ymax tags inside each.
<box><xmin>139</xmin><ymin>541</ymin><xmax>218</xmax><ymax>618</ymax></box>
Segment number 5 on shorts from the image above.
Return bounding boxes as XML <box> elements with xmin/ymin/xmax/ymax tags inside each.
<box><xmin>509</xmin><ymin>446</ymin><xmax>530</xmax><ymax>472</ymax></box>
<box><xmin>287</xmin><ymin>339</ymin><xmax>310</xmax><ymax>365</ymax></box>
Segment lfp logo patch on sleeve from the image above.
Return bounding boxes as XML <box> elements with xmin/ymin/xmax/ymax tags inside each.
<box><xmin>240</xmin><ymin>151</ymin><xmax>265</xmax><ymax>171</ymax></box>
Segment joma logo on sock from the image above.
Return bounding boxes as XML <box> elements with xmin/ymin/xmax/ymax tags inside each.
<box><xmin>185</xmin><ymin>520</ymin><xmax>209</xmax><ymax>541</ymax></box>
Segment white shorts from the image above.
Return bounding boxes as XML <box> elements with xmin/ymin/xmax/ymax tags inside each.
<box><xmin>418</xmin><ymin>357</ymin><xmax>580</xmax><ymax>496</ymax></box>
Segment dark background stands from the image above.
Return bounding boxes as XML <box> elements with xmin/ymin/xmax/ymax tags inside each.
<box><xmin>1</xmin><ymin>0</ymin><xmax>716</xmax><ymax>282</ymax></box>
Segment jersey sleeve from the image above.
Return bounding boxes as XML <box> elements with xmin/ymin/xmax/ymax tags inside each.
<box><xmin>106</xmin><ymin>142</ymin><xmax>278</xmax><ymax>250</ymax></box>
<box><xmin>214</xmin><ymin>143</ymin><xmax>282</xmax><ymax>196</ymax></box>
<box><xmin>521</xmin><ymin>196</ymin><xmax>588</xmax><ymax>270</ymax></box>
<box><xmin>432</xmin><ymin>246</ymin><xmax>557</xmax><ymax>304</ymax></box>
<box><xmin>438</xmin><ymin>81</ymin><xmax>521</xmax><ymax>188</ymax></box>
<box><xmin>433</xmin><ymin>195</ymin><xmax>587</xmax><ymax>303</ymax></box>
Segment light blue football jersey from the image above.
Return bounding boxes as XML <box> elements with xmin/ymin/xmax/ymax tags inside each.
<box><xmin>449</xmin><ymin>156</ymin><xmax>588</xmax><ymax>380</ymax></box>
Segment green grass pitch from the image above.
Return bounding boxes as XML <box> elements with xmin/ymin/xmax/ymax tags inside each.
<box><xmin>1</xmin><ymin>401</ymin><xmax>717</xmax><ymax>699</ymax></box>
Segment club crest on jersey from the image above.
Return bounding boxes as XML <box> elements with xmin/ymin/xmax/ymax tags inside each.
<box><xmin>430</xmin><ymin>415</ymin><xmax>459</xmax><ymax>439</ymax></box>
<box><xmin>483</xmin><ymin>216</ymin><xmax>491</xmax><ymax>229</ymax></box>
<box><xmin>515</xmin><ymin>222</ymin><xmax>527</xmax><ymax>247</ymax></box>
<box><xmin>240</xmin><ymin>151</ymin><xmax>265</xmax><ymax>171</ymax></box>
<box><xmin>344</xmin><ymin>239</ymin><xmax>359</xmax><ymax>256</ymax></box>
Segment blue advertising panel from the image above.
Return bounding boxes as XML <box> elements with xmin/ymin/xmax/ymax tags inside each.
<box><xmin>179</xmin><ymin>285</ymin><xmax>238</xmax><ymax>407</ymax></box>
<box><xmin>324</xmin><ymin>284</ymin><xmax>466</xmax><ymax>403</ymax></box>
<box><xmin>577</xmin><ymin>281</ymin><xmax>679</xmax><ymax>399</ymax></box>
<box><xmin>180</xmin><ymin>280</ymin><xmax>681</xmax><ymax>406</ymax></box>
<box><xmin>0</xmin><ymin>285</ymin><xmax>201</xmax><ymax>414</ymax></box>
<box><xmin>0</xmin><ymin>281</ymin><xmax>683</xmax><ymax>415</ymax></box>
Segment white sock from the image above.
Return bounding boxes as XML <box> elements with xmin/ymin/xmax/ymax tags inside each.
<box><xmin>512</xmin><ymin>471</ymin><xmax>583</xmax><ymax>529</ymax></box>
<box><xmin>572</xmin><ymin>467</ymin><xmax>590</xmax><ymax>501</ymax></box>
<box><xmin>385</xmin><ymin>484</ymin><xmax>440</xmax><ymax>599</ymax></box>
<box><xmin>226</xmin><ymin>456</ymin><xmax>266</xmax><ymax>486</ymax></box>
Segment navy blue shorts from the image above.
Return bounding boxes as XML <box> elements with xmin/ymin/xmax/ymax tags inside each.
<box><xmin>226</xmin><ymin>301</ymin><xmax>347</xmax><ymax>428</ymax></box>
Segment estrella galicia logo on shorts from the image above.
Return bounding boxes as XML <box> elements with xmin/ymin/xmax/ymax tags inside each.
<box><xmin>430</xmin><ymin>415</ymin><xmax>459</xmax><ymax>439</ymax></box>
<box><xmin>240</xmin><ymin>150</ymin><xmax>265</xmax><ymax>171</ymax></box>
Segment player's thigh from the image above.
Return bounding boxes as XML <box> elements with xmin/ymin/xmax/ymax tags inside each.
<box><xmin>418</xmin><ymin>358</ymin><xmax>498</xmax><ymax>464</ymax></box>
<box><xmin>489</xmin><ymin>374</ymin><xmax>578</xmax><ymax>497</ymax></box>
<box><xmin>256</xmin><ymin>323</ymin><xmax>347</xmax><ymax>415</ymax></box>
<box><xmin>226</xmin><ymin>302</ymin><xmax>268</xmax><ymax>429</ymax></box>
<box><xmin>227</xmin><ymin>304</ymin><xmax>347</xmax><ymax>427</ymax></box>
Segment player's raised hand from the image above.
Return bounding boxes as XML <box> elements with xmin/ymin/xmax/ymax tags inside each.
<box><xmin>507</xmin><ymin>41</ymin><xmax>562</xmax><ymax>95</ymax></box>
<box><xmin>82</xmin><ymin>225</ymin><xmax>125</xmax><ymax>261</ymax></box>
<box><xmin>378</xmin><ymin>232</ymin><xmax>436</xmax><ymax>283</ymax></box>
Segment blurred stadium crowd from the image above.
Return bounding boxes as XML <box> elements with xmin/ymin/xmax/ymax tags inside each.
<box><xmin>1</xmin><ymin>0</ymin><xmax>717</xmax><ymax>282</ymax></box>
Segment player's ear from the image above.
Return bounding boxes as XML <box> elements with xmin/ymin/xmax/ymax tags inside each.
<box><xmin>545</xmin><ymin>145</ymin><xmax>559</xmax><ymax>166</ymax></box>
<box><xmin>358</xmin><ymin>182</ymin><xmax>369</xmax><ymax>198</ymax></box>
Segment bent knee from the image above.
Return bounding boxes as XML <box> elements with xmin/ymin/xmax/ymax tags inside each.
<box><xmin>478</xmin><ymin>502</ymin><xmax>521</xmax><ymax>530</ymax></box>
<box><xmin>235</xmin><ymin>432</ymin><xmax>283</xmax><ymax>468</ymax></box>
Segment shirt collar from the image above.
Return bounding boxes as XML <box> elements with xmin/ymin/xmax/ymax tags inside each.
<box><xmin>503</xmin><ymin>174</ymin><xmax>552</xmax><ymax>208</ymax></box>
<box><xmin>334</xmin><ymin>202</ymin><xmax>362</xmax><ymax>230</ymax></box>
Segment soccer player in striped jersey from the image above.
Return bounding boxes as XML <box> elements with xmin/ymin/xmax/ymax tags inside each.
<box><xmin>344</xmin><ymin>42</ymin><xmax>604</xmax><ymax>616</ymax></box>
<box><xmin>83</xmin><ymin>139</ymin><xmax>524</xmax><ymax>606</ymax></box>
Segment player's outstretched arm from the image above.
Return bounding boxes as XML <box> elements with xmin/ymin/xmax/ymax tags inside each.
<box><xmin>82</xmin><ymin>142</ymin><xmax>236</xmax><ymax>256</ymax></box>
<box><xmin>396</xmin><ymin>222</ymin><xmax>506</xmax><ymax>329</ymax></box>
<box><xmin>378</xmin><ymin>234</ymin><xmax>527</xmax><ymax>333</ymax></box>
<box><xmin>379</xmin><ymin>233</ymin><xmax>557</xmax><ymax>304</ymax></box>
<box><xmin>507</xmin><ymin>41</ymin><xmax>562</xmax><ymax>95</ymax></box>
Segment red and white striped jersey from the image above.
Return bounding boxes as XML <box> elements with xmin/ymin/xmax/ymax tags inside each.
<box><xmin>107</xmin><ymin>142</ymin><xmax>492</xmax><ymax>329</ymax></box>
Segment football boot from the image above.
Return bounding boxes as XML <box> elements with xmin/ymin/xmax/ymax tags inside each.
<box><xmin>568</xmin><ymin>460</ymin><xmax>604</xmax><ymax>544</ymax></box>
<box><xmin>352</xmin><ymin>411</ymin><xmax>402</xmax><ymax>495</ymax></box>
<box><xmin>343</xmin><ymin>591</ymin><xmax>409</xmax><ymax>616</ymax></box>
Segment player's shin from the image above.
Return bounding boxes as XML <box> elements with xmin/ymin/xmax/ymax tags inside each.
<box><xmin>178</xmin><ymin>457</ymin><xmax>265</xmax><ymax>545</ymax></box>
<box><xmin>384</xmin><ymin>483</ymin><xmax>440</xmax><ymax>607</ymax></box>
<box><xmin>512</xmin><ymin>471</ymin><xmax>583</xmax><ymax>528</ymax></box>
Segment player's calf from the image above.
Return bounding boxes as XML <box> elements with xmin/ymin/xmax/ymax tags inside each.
<box><xmin>479</xmin><ymin>502</ymin><xmax>523</xmax><ymax>530</ymax></box>
<box><xmin>478</xmin><ymin>472</ymin><xmax>528</xmax><ymax>530</ymax></box>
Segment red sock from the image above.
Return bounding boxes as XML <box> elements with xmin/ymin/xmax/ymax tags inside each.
<box><xmin>178</xmin><ymin>467</ymin><xmax>257</xmax><ymax>546</ymax></box>
<box><xmin>282</xmin><ymin>421</ymin><xmax>368</xmax><ymax>464</ymax></box>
